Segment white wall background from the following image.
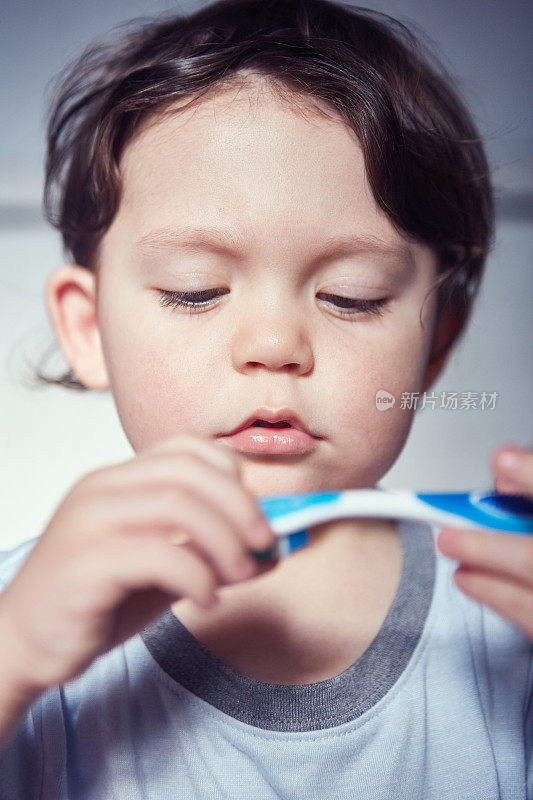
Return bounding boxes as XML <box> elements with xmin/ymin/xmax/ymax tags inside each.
<box><xmin>1</xmin><ymin>0</ymin><xmax>532</xmax><ymax>550</ymax></box>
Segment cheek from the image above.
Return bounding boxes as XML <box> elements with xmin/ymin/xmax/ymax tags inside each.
<box><xmin>100</xmin><ymin>318</ymin><xmax>221</xmax><ymax>452</ymax></box>
<box><xmin>326</xmin><ymin>317</ymin><xmax>431</xmax><ymax>455</ymax></box>
<box><xmin>331</xmin><ymin>317</ymin><xmax>429</xmax><ymax>408</ymax></box>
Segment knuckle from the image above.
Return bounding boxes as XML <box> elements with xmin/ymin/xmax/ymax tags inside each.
<box><xmin>213</xmin><ymin>443</ymin><xmax>241</xmax><ymax>474</ymax></box>
<box><xmin>69</xmin><ymin>474</ymin><xmax>95</xmax><ymax>499</ymax></box>
<box><xmin>58</xmin><ymin>489</ymin><xmax>98</xmax><ymax>532</ymax></box>
<box><xmin>74</xmin><ymin>466</ymin><xmax>113</xmax><ymax>495</ymax></box>
<box><xmin>61</xmin><ymin>485</ymin><xmax>123</xmax><ymax>541</ymax></box>
<box><xmin>155</xmin><ymin>487</ymin><xmax>230</xmax><ymax>544</ymax></box>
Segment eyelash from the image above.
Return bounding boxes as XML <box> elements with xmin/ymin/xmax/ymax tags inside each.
<box><xmin>157</xmin><ymin>289</ymin><xmax>389</xmax><ymax>319</ymax></box>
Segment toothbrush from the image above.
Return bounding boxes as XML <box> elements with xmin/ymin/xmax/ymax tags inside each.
<box><xmin>251</xmin><ymin>490</ymin><xmax>533</xmax><ymax>561</ymax></box>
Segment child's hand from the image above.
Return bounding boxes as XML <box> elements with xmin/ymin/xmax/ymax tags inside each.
<box><xmin>0</xmin><ymin>434</ymin><xmax>275</xmax><ymax>695</ymax></box>
<box><xmin>437</xmin><ymin>443</ymin><xmax>533</xmax><ymax>639</ymax></box>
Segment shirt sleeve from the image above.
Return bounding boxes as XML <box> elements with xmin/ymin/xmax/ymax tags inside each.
<box><xmin>0</xmin><ymin>543</ymin><xmax>66</xmax><ymax>800</ymax></box>
<box><xmin>0</xmin><ymin>701</ymin><xmax>45</xmax><ymax>800</ymax></box>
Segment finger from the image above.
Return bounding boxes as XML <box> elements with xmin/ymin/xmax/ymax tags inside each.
<box><xmin>90</xmin><ymin>452</ymin><xmax>273</xmax><ymax>550</ymax></box>
<box><xmin>437</xmin><ymin>527</ymin><xmax>533</xmax><ymax>588</ymax></box>
<box><xmin>494</xmin><ymin>474</ymin><xmax>522</xmax><ymax>494</ymax></box>
<box><xmin>453</xmin><ymin>566</ymin><xmax>533</xmax><ymax>640</ymax></box>
<box><xmin>492</xmin><ymin>444</ymin><xmax>533</xmax><ymax>497</ymax></box>
<box><xmin>72</xmin><ymin>536</ymin><xmax>221</xmax><ymax>613</ymax></box>
<box><xmin>138</xmin><ymin>433</ymin><xmax>242</xmax><ymax>477</ymax></box>
<box><xmin>134</xmin><ymin>452</ymin><xmax>272</xmax><ymax>547</ymax></box>
<box><xmin>91</xmin><ymin>485</ymin><xmax>260</xmax><ymax>586</ymax></box>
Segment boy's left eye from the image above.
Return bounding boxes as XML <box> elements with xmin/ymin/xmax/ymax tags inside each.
<box><xmin>157</xmin><ymin>289</ymin><xmax>389</xmax><ymax>319</ymax></box>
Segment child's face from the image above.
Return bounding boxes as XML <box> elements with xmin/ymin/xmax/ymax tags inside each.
<box><xmin>54</xmin><ymin>79</ymin><xmax>445</xmax><ymax>497</ymax></box>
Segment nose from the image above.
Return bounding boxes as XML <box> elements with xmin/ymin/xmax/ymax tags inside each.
<box><xmin>231</xmin><ymin>298</ymin><xmax>314</xmax><ymax>376</ymax></box>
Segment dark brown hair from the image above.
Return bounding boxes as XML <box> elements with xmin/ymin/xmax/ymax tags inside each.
<box><xmin>34</xmin><ymin>0</ymin><xmax>494</xmax><ymax>390</ymax></box>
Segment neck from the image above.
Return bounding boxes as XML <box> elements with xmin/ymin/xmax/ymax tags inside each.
<box><xmin>170</xmin><ymin>517</ymin><xmax>404</xmax><ymax>684</ymax></box>
<box><xmin>277</xmin><ymin>514</ymin><xmax>399</xmax><ymax>578</ymax></box>
<box><xmin>216</xmin><ymin>516</ymin><xmax>402</xmax><ymax>613</ymax></box>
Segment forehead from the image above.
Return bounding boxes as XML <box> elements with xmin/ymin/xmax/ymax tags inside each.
<box><xmin>123</xmin><ymin>72</ymin><xmax>348</xmax><ymax>175</ymax></box>
<box><xmin>103</xmin><ymin>76</ymin><xmax>428</xmax><ymax>270</ymax></box>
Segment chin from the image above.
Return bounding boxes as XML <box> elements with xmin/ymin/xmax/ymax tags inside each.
<box><xmin>239</xmin><ymin>463</ymin><xmax>337</xmax><ymax>498</ymax></box>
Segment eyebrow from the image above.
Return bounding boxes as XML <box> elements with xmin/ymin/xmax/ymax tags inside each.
<box><xmin>133</xmin><ymin>225</ymin><xmax>414</xmax><ymax>269</ymax></box>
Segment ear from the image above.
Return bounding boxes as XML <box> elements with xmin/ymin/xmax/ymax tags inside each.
<box><xmin>420</xmin><ymin>303</ymin><xmax>460</xmax><ymax>394</ymax></box>
<box><xmin>44</xmin><ymin>264</ymin><xmax>110</xmax><ymax>390</ymax></box>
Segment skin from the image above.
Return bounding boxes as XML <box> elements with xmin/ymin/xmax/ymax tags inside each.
<box><xmin>46</xmin><ymin>77</ymin><xmax>449</xmax><ymax>496</ymax></box>
<box><xmin>43</xmin><ymin>76</ymin><xmax>533</xmax><ymax>677</ymax></box>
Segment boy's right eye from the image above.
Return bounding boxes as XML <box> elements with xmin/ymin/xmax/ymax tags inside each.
<box><xmin>157</xmin><ymin>288</ymin><xmax>228</xmax><ymax>312</ymax></box>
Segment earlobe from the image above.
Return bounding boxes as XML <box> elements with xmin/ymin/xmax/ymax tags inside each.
<box><xmin>44</xmin><ymin>264</ymin><xmax>110</xmax><ymax>390</ymax></box>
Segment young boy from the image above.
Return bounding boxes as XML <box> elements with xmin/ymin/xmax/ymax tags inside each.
<box><xmin>1</xmin><ymin>1</ymin><xmax>532</xmax><ymax>797</ymax></box>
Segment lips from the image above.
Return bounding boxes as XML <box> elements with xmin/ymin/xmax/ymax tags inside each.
<box><xmin>223</xmin><ymin>407</ymin><xmax>317</xmax><ymax>438</ymax></box>
<box><xmin>218</xmin><ymin>407</ymin><xmax>321</xmax><ymax>456</ymax></box>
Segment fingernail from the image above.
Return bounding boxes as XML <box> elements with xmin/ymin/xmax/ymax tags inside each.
<box><xmin>250</xmin><ymin>544</ymin><xmax>278</xmax><ymax>562</ymax></box>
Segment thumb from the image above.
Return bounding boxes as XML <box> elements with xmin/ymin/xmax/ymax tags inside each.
<box><xmin>492</xmin><ymin>444</ymin><xmax>533</xmax><ymax>498</ymax></box>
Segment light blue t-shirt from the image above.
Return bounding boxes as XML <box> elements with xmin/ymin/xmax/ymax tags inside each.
<box><xmin>0</xmin><ymin>519</ymin><xmax>532</xmax><ymax>799</ymax></box>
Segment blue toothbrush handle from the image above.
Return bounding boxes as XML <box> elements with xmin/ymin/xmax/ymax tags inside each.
<box><xmin>250</xmin><ymin>489</ymin><xmax>533</xmax><ymax>562</ymax></box>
